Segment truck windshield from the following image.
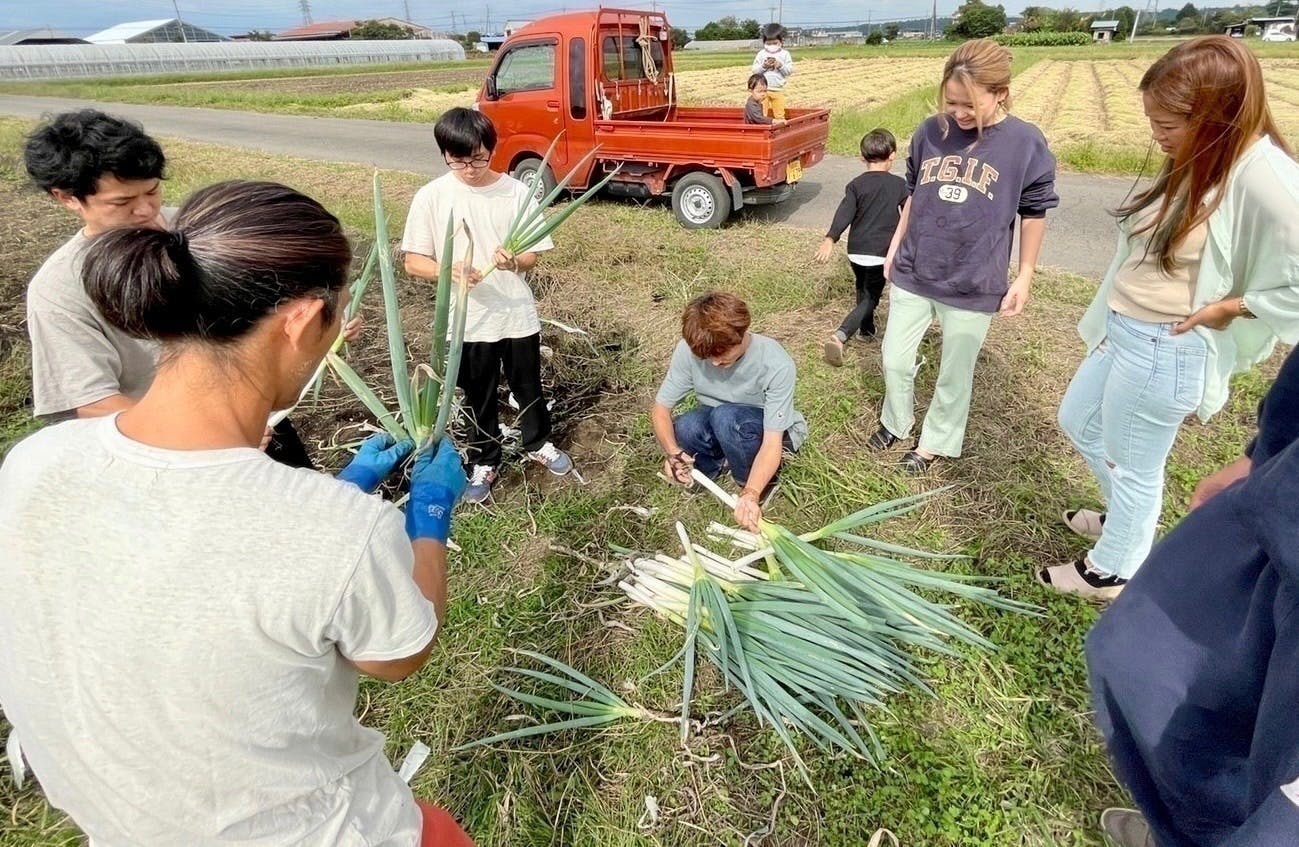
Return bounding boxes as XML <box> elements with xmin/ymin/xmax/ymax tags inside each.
<box><xmin>496</xmin><ymin>41</ymin><xmax>556</xmax><ymax>94</ymax></box>
<box><xmin>600</xmin><ymin>34</ymin><xmax>664</xmax><ymax>81</ymax></box>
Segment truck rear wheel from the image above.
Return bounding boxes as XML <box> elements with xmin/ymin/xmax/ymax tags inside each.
<box><xmin>512</xmin><ymin>158</ymin><xmax>557</xmax><ymax>204</ymax></box>
<box><xmin>671</xmin><ymin>173</ymin><xmax>731</xmax><ymax>229</ymax></box>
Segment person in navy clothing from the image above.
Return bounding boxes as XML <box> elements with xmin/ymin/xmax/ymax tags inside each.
<box><xmin>1086</xmin><ymin>344</ymin><xmax>1299</xmax><ymax>847</ymax></box>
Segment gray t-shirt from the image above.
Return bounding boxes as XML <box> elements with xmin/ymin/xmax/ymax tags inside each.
<box><xmin>655</xmin><ymin>334</ymin><xmax>808</xmax><ymax>449</ymax></box>
<box><xmin>26</xmin><ymin>231</ymin><xmax>159</xmax><ymax>418</ymax></box>
<box><xmin>0</xmin><ymin>416</ymin><xmax>434</xmax><ymax>846</ymax></box>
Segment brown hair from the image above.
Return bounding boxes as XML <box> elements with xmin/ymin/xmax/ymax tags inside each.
<box><xmin>939</xmin><ymin>39</ymin><xmax>1013</xmax><ymax>138</ymax></box>
<box><xmin>682</xmin><ymin>291</ymin><xmax>751</xmax><ymax>358</ymax></box>
<box><xmin>84</xmin><ymin>180</ymin><xmax>352</xmax><ymax>343</ymax></box>
<box><xmin>1118</xmin><ymin>36</ymin><xmax>1292</xmax><ymax>273</ymax></box>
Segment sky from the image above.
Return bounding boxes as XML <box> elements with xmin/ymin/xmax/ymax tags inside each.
<box><xmin>2</xmin><ymin>0</ymin><xmax>955</xmax><ymax>38</ymax></box>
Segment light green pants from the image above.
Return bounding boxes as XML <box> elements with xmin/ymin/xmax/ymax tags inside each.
<box><xmin>880</xmin><ymin>285</ymin><xmax>994</xmax><ymax>458</ymax></box>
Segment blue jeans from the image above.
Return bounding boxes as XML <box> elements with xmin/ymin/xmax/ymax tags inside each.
<box><xmin>1058</xmin><ymin>311</ymin><xmax>1207</xmax><ymax>579</ymax></box>
<box><xmin>674</xmin><ymin>404</ymin><xmax>790</xmax><ymax>486</ymax></box>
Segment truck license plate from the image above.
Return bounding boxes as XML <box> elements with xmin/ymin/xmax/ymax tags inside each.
<box><xmin>786</xmin><ymin>160</ymin><xmax>803</xmax><ymax>182</ymax></box>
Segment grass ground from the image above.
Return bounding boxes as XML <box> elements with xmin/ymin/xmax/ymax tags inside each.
<box><xmin>0</xmin><ymin>116</ymin><xmax>1284</xmax><ymax>846</ymax></box>
<box><xmin>2</xmin><ymin>41</ymin><xmax>1297</xmax><ymax>174</ymax></box>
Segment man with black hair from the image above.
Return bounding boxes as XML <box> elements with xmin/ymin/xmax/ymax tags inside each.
<box><xmin>401</xmin><ymin>106</ymin><xmax>571</xmax><ymax>504</ymax></box>
<box><xmin>22</xmin><ymin>109</ymin><xmax>316</xmax><ymax>466</ymax></box>
<box><xmin>24</xmin><ymin>109</ymin><xmax>167</xmax><ymax>421</ymax></box>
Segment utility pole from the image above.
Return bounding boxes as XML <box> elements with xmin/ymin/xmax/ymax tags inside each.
<box><xmin>171</xmin><ymin>0</ymin><xmax>188</xmax><ymax>42</ymax></box>
<box><xmin>778</xmin><ymin>0</ymin><xmax>783</xmax><ymax>22</ymax></box>
<box><xmin>299</xmin><ymin>0</ymin><xmax>313</xmax><ymax>25</ymax></box>
<box><xmin>929</xmin><ymin>0</ymin><xmax>937</xmax><ymax>37</ymax></box>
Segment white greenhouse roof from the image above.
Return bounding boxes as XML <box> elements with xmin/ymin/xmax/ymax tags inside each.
<box><xmin>86</xmin><ymin>19</ymin><xmax>175</xmax><ymax>44</ymax></box>
<box><xmin>0</xmin><ymin>39</ymin><xmax>467</xmax><ymax>80</ymax></box>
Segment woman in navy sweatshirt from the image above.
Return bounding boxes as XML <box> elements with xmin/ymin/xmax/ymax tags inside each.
<box><xmin>875</xmin><ymin>38</ymin><xmax>1058</xmax><ymax>474</ymax></box>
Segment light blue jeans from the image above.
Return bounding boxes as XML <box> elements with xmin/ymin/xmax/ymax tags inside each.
<box><xmin>1058</xmin><ymin>311</ymin><xmax>1207</xmax><ymax>579</ymax></box>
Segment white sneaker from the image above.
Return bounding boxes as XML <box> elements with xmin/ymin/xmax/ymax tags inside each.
<box><xmin>463</xmin><ymin>464</ymin><xmax>498</xmax><ymax>504</ymax></box>
<box><xmin>527</xmin><ymin>441</ymin><xmax>573</xmax><ymax>475</ymax></box>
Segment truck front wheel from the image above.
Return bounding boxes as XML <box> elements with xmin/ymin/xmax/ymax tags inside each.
<box><xmin>671</xmin><ymin>173</ymin><xmax>732</xmax><ymax>229</ymax></box>
<box><xmin>512</xmin><ymin>158</ymin><xmax>557</xmax><ymax>204</ymax></box>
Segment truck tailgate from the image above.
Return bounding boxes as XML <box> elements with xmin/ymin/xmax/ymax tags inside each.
<box><xmin>592</xmin><ymin>106</ymin><xmax>830</xmax><ymax>185</ymax></box>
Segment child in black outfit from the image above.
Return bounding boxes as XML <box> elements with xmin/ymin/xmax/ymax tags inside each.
<box><xmin>815</xmin><ymin>129</ymin><xmax>908</xmax><ymax>366</ymax></box>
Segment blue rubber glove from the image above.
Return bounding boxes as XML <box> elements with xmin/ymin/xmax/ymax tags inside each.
<box><xmin>406</xmin><ymin>437</ymin><xmax>468</xmax><ymax>543</ymax></box>
<box><xmin>337</xmin><ymin>434</ymin><xmax>414</xmax><ymax>493</ymax></box>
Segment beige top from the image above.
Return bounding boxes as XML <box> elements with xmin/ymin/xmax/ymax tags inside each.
<box><xmin>1108</xmin><ymin>210</ymin><xmax>1209</xmax><ymax>324</ymax></box>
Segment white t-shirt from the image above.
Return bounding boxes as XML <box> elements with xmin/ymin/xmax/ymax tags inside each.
<box><xmin>0</xmin><ymin>417</ymin><xmax>436</xmax><ymax>847</ymax></box>
<box><xmin>401</xmin><ymin>172</ymin><xmax>554</xmax><ymax>344</ymax></box>
<box><xmin>26</xmin><ymin>231</ymin><xmax>160</xmax><ymax>419</ymax></box>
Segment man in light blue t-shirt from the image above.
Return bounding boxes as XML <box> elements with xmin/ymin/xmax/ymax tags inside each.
<box><xmin>652</xmin><ymin>291</ymin><xmax>807</xmax><ymax>531</ymax></box>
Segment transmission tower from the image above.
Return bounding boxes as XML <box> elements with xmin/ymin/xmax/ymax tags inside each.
<box><xmin>298</xmin><ymin>0</ymin><xmax>313</xmax><ymax>25</ymax></box>
<box><xmin>403</xmin><ymin>0</ymin><xmax>413</xmax><ymax>22</ymax></box>
<box><xmin>1131</xmin><ymin>0</ymin><xmax>1156</xmax><ymax>40</ymax></box>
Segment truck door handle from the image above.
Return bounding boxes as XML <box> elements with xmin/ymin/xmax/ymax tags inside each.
<box><xmin>546</xmin><ymin>100</ymin><xmax>561</xmax><ymax>110</ymax></box>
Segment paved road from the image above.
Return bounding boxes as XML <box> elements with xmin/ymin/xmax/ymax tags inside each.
<box><xmin>0</xmin><ymin>94</ymin><xmax>1134</xmax><ymax>278</ymax></box>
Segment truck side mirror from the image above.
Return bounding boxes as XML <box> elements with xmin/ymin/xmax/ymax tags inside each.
<box><xmin>485</xmin><ymin>76</ymin><xmax>498</xmax><ymax>101</ymax></box>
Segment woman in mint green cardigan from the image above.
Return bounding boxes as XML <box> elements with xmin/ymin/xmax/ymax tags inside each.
<box><xmin>1041</xmin><ymin>36</ymin><xmax>1299</xmax><ymax>600</ymax></box>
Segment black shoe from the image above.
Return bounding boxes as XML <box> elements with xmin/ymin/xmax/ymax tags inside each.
<box><xmin>868</xmin><ymin>425</ymin><xmax>900</xmax><ymax>451</ymax></box>
<box><xmin>900</xmin><ymin>450</ymin><xmax>938</xmax><ymax>474</ymax></box>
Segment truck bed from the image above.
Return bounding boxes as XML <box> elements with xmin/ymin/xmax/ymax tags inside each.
<box><xmin>592</xmin><ymin>105</ymin><xmax>830</xmax><ymax>188</ymax></box>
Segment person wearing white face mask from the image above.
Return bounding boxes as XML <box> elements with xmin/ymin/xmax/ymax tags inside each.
<box><xmin>750</xmin><ymin>23</ymin><xmax>794</xmax><ymax>121</ymax></box>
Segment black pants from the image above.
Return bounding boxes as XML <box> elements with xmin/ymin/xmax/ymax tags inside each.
<box><xmin>836</xmin><ymin>263</ymin><xmax>887</xmax><ymax>338</ymax></box>
<box><xmin>458</xmin><ymin>334</ymin><xmax>551</xmax><ymax>467</ymax></box>
<box><xmin>265</xmin><ymin>418</ymin><xmax>315</xmax><ymax>469</ymax></box>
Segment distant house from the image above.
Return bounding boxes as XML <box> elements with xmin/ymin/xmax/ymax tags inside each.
<box><xmin>1091</xmin><ymin>19</ymin><xmax>1121</xmax><ymax>42</ymax></box>
<box><xmin>373</xmin><ymin>18</ymin><xmax>433</xmax><ymax>38</ymax></box>
<box><xmin>86</xmin><ymin>19</ymin><xmax>228</xmax><ymax>44</ymax></box>
<box><xmin>1223</xmin><ymin>21</ymin><xmax>1248</xmax><ymax>37</ymax></box>
<box><xmin>273</xmin><ymin>18</ymin><xmax>433</xmax><ymax>41</ymax></box>
<box><xmin>273</xmin><ymin>20</ymin><xmax>354</xmax><ymax>40</ymax></box>
<box><xmin>1253</xmin><ymin>15</ymin><xmax>1296</xmax><ymax>41</ymax></box>
<box><xmin>0</xmin><ymin>28</ymin><xmax>87</xmax><ymax>45</ymax></box>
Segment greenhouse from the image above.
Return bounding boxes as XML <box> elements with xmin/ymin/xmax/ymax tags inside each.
<box><xmin>0</xmin><ymin>39</ymin><xmax>466</xmax><ymax>80</ymax></box>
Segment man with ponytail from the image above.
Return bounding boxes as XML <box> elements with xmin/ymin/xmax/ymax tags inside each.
<box><xmin>22</xmin><ymin>109</ymin><xmax>320</xmax><ymax>466</ymax></box>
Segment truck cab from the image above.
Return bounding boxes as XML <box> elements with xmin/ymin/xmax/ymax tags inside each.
<box><xmin>476</xmin><ymin>8</ymin><xmax>830</xmax><ymax>228</ymax></box>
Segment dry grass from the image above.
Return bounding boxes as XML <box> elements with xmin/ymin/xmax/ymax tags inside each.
<box><xmin>1013</xmin><ymin>57</ymin><xmax>1299</xmax><ymax>150</ymax></box>
<box><xmin>678</xmin><ymin>57</ymin><xmax>945</xmax><ymax>112</ymax></box>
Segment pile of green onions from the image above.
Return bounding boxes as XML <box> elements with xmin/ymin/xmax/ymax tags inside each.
<box><xmin>618</xmin><ymin>470</ymin><xmax>1038</xmax><ymax>781</ymax></box>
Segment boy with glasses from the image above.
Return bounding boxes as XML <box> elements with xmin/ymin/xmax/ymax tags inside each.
<box><xmin>402</xmin><ymin>107</ymin><xmax>571</xmax><ymax>503</ymax></box>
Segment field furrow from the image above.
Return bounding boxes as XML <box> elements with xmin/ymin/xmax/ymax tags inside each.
<box><xmin>1012</xmin><ymin>57</ymin><xmax>1299</xmax><ymax>153</ymax></box>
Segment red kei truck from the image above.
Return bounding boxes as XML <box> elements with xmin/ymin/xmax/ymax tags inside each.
<box><xmin>474</xmin><ymin>8</ymin><xmax>830</xmax><ymax>228</ymax></box>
